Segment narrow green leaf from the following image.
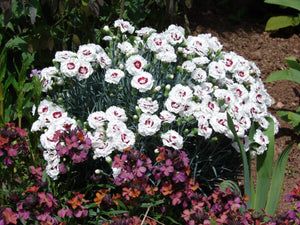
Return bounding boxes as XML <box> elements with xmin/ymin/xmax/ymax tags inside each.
<box><xmin>265</xmin><ymin>15</ymin><xmax>300</xmax><ymax>31</ymax></box>
<box><xmin>0</xmin><ymin>47</ymin><xmax>7</xmax><ymax>82</ymax></box>
<box><xmin>285</xmin><ymin>57</ymin><xmax>300</xmax><ymax>71</ymax></box>
<box><xmin>255</xmin><ymin>117</ymin><xmax>275</xmax><ymax>212</ymax></box>
<box><xmin>166</xmin><ymin>216</ymin><xmax>181</xmax><ymax>224</ymax></box>
<box><xmin>227</xmin><ymin>113</ymin><xmax>251</xmax><ymax>209</ymax></box>
<box><xmin>265</xmin><ymin>142</ymin><xmax>294</xmax><ymax>216</ymax></box>
<box><xmin>288</xmin><ymin>111</ymin><xmax>300</xmax><ymax>122</ymax></box>
<box><xmin>265</xmin><ymin>68</ymin><xmax>300</xmax><ymax>83</ymax></box>
<box><xmin>265</xmin><ymin>0</ymin><xmax>300</xmax><ymax>11</ymax></box>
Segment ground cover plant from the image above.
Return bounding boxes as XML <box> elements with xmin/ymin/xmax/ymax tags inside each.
<box><xmin>1</xmin><ymin>19</ymin><xmax>300</xmax><ymax>224</ymax></box>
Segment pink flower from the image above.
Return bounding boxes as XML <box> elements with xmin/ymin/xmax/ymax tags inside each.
<box><xmin>170</xmin><ymin>191</ymin><xmax>182</xmax><ymax>206</ymax></box>
<box><xmin>159</xmin><ymin>159</ymin><xmax>174</xmax><ymax>176</ymax></box>
<box><xmin>58</xmin><ymin>207</ymin><xmax>73</xmax><ymax>218</ymax></box>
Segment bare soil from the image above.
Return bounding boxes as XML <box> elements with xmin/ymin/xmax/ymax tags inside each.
<box><xmin>186</xmin><ymin>2</ymin><xmax>300</xmax><ymax>215</ymax></box>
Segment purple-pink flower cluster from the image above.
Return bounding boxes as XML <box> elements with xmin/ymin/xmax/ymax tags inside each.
<box><xmin>0</xmin><ymin>123</ymin><xmax>29</xmax><ymax>166</ymax></box>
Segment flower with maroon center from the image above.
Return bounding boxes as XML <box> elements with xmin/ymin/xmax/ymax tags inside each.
<box><xmin>161</xmin><ymin>130</ymin><xmax>183</xmax><ymax>150</ymax></box>
<box><xmin>60</xmin><ymin>58</ymin><xmax>80</xmax><ymax>77</ymax></box>
<box><xmin>106</xmin><ymin>106</ymin><xmax>128</xmax><ymax>122</ymax></box>
<box><xmin>147</xmin><ymin>33</ymin><xmax>167</xmax><ymax>52</ymax></box>
<box><xmin>131</xmin><ymin>71</ymin><xmax>154</xmax><ymax>92</ymax></box>
<box><xmin>97</xmin><ymin>52</ymin><xmax>112</xmax><ymax>69</ymax></box>
<box><xmin>87</xmin><ymin>111</ymin><xmax>107</xmax><ymax>129</ymax></box>
<box><xmin>76</xmin><ymin>61</ymin><xmax>93</xmax><ymax>81</ymax></box>
<box><xmin>138</xmin><ymin>113</ymin><xmax>161</xmax><ymax>136</ymax></box>
<box><xmin>105</xmin><ymin>68</ymin><xmax>125</xmax><ymax>84</ymax></box>
<box><xmin>125</xmin><ymin>55</ymin><xmax>147</xmax><ymax>75</ymax></box>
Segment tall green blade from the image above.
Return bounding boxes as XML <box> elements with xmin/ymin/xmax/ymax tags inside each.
<box><xmin>227</xmin><ymin>113</ymin><xmax>251</xmax><ymax>209</ymax></box>
<box><xmin>265</xmin><ymin>142</ymin><xmax>294</xmax><ymax>216</ymax></box>
<box><xmin>255</xmin><ymin>117</ymin><xmax>274</xmax><ymax>212</ymax></box>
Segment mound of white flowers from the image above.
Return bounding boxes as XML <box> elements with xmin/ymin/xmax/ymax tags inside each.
<box><xmin>31</xmin><ymin>19</ymin><xmax>278</xmax><ymax>179</ymax></box>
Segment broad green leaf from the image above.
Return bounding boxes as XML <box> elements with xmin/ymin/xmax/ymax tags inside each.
<box><xmin>265</xmin><ymin>0</ymin><xmax>300</xmax><ymax>11</ymax></box>
<box><xmin>265</xmin><ymin>142</ymin><xmax>294</xmax><ymax>216</ymax></box>
<box><xmin>22</xmin><ymin>82</ymin><xmax>34</xmax><ymax>92</ymax></box>
<box><xmin>227</xmin><ymin>113</ymin><xmax>251</xmax><ymax>209</ymax></box>
<box><xmin>285</xmin><ymin>57</ymin><xmax>300</xmax><ymax>71</ymax></box>
<box><xmin>5</xmin><ymin>37</ymin><xmax>28</xmax><ymax>51</ymax></box>
<box><xmin>255</xmin><ymin>117</ymin><xmax>275</xmax><ymax>212</ymax></box>
<box><xmin>265</xmin><ymin>68</ymin><xmax>300</xmax><ymax>83</ymax></box>
<box><xmin>265</xmin><ymin>15</ymin><xmax>300</xmax><ymax>31</ymax></box>
<box><xmin>288</xmin><ymin>111</ymin><xmax>300</xmax><ymax>122</ymax></box>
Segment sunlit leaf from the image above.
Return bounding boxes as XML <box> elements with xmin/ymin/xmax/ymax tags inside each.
<box><xmin>265</xmin><ymin>68</ymin><xmax>300</xmax><ymax>83</ymax></box>
<box><xmin>265</xmin><ymin>15</ymin><xmax>300</xmax><ymax>31</ymax></box>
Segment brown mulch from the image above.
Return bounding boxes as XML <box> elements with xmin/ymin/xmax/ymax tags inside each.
<box><xmin>186</xmin><ymin>3</ymin><xmax>300</xmax><ymax>215</ymax></box>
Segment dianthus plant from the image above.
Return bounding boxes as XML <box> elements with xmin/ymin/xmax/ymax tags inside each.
<box><xmin>31</xmin><ymin>19</ymin><xmax>278</xmax><ymax>182</ymax></box>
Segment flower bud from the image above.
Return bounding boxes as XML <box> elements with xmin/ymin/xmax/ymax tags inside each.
<box><xmin>105</xmin><ymin>156</ymin><xmax>112</xmax><ymax>164</ymax></box>
<box><xmin>154</xmin><ymin>86</ymin><xmax>161</xmax><ymax>92</ymax></box>
<box><xmin>95</xmin><ymin>169</ymin><xmax>101</xmax><ymax>174</ymax></box>
<box><xmin>165</xmin><ymin>84</ymin><xmax>171</xmax><ymax>91</ymax></box>
<box><xmin>133</xmin><ymin>115</ymin><xmax>138</xmax><ymax>121</ymax></box>
<box><xmin>184</xmin><ymin>129</ymin><xmax>189</xmax><ymax>135</ymax></box>
<box><xmin>119</xmin><ymin>63</ymin><xmax>124</xmax><ymax>70</ymax></box>
<box><xmin>177</xmin><ymin>117</ymin><xmax>182</xmax><ymax>126</ymax></box>
<box><xmin>103</xmin><ymin>25</ymin><xmax>110</xmax><ymax>31</ymax></box>
<box><xmin>187</xmin><ymin>116</ymin><xmax>195</xmax><ymax>122</ymax></box>
<box><xmin>154</xmin><ymin>148</ymin><xmax>159</xmax><ymax>154</ymax></box>
<box><xmin>167</xmin><ymin>74</ymin><xmax>174</xmax><ymax>79</ymax></box>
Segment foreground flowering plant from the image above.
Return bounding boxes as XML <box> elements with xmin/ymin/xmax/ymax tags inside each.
<box><xmin>31</xmin><ymin>20</ymin><xmax>278</xmax><ymax>184</ymax></box>
<box><xmin>0</xmin><ymin>124</ymin><xmax>299</xmax><ymax>224</ymax></box>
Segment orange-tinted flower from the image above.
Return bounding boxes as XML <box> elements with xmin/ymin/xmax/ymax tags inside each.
<box><xmin>25</xmin><ymin>186</ymin><xmax>40</xmax><ymax>193</ymax></box>
<box><xmin>131</xmin><ymin>188</ymin><xmax>141</xmax><ymax>198</ymax></box>
<box><xmin>0</xmin><ymin>136</ymin><xmax>9</xmax><ymax>147</ymax></box>
<box><xmin>67</xmin><ymin>192</ymin><xmax>88</xmax><ymax>210</ymax></box>
<box><xmin>112</xmin><ymin>193</ymin><xmax>121</xmax><ymax>205</ymax></box>
<box><xmin>185</xmin><ymin>165</ymin><xmax>191</xmax><ymax>176</ymax></box>
<box><xmin>123</xmin><ymin>147</ymin><xmax>131</xmax><ymax>152</ymax></box>
<box><xmin>155</xmin><ymin>152</ymin><xmax>165</xmax><ymax>162</ymax></box>
<box><xmin>144</xmin><ymin>185</ymin><xmax>158</xmax><ymax>196</ymax></box>
<box><xmin>94</xmin><ymin>189</ymin><xmax>109</xmax><ymax>205</ymax></box>
<box><xmin>242</xmin><ymin>194</ymin><xmax>249</xmax><ymax>201</ymax></box>
<box><xmin>77</xmin><ymin>132</ymin><xmax>84</xmax><ymax>141</ymax></box>
<box><xmin>188</xmin><ymin>178</ymin><xmax>199</xmax><ymax>191</ymax></box>
<box><xmin>161</xmin><ymin>183</ymin><xmax>173</xmax><ymax>196</ymax></box>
